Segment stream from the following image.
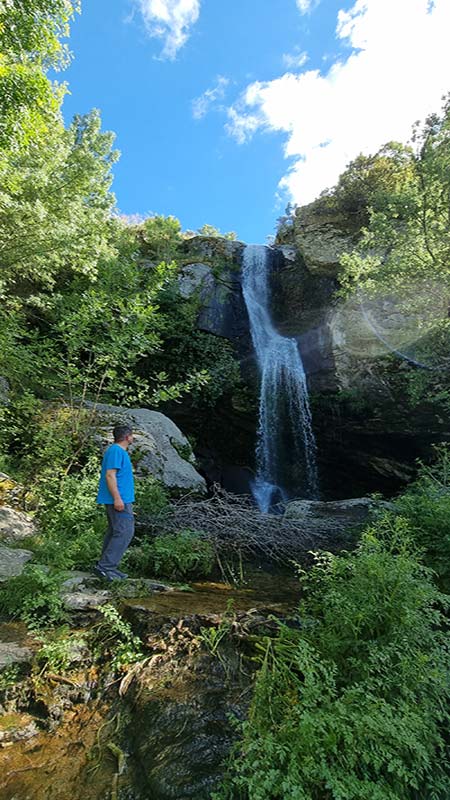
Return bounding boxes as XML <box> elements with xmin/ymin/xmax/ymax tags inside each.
<box><xmin>0</xmin><ymin>568</ymin><xmax>301</xmax><ymax>800</ymax></box>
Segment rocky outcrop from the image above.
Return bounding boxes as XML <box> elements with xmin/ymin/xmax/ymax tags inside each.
<box><xmin>284</xmin><ymin>497</ymin><xmax>391</xmax><ymax>544</ymax></box>
<box><xmin>270</xmin><ymin>204</ymin><xmax>450</xmax><ymax>497</ymax></box>
<box><xmin>178</xmin><ymin>263</ymin><xmax>213</xmax><ymax>299</ymax></box>
<box><xmin>290</xmin><ymin>204</ymin><xmax>356</xmax><ymax>275</ymax></box>
<box><xmin>178</xmin><ymin>236</ymin><xmax>250</xmax><ymax>346</ymax></box>
<box><xmin>0</xmin><ymin>544</ymin><xmax>33</xmax><ymax>581</ymax></box>
<box><xmin>60</xmin><ymin>571</ymin><xmax>172</xmax><ymax>615</ymax></box>
<box><xmin>167</xmin><ymin>226</ymin><xmax>448</xmax><ymax>500</ymax></box>
<box><xmin>0</xmin><ymin>507</ymin><xmax>36</xmax><ymax>545</ymax></box>
<box><xmin>91</xmin><ymin>404</ymin><xmax>207</xmax><ymax>495</ymax></box>
<box><xmin>121</xmin><ymin>583</ymin><xmax>290</xmax><ymax>800</ymax></box>
<box><xmin>0</xmin><ymin>642</ymin><xmax>34</xmax><ymax>671</ymax></box>
<box><xmin>196</xmin><ymin>267</ymin><xmax>249</xmax><ymax>343</ymax></box>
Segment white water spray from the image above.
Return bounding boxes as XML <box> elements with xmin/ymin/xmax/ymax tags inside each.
<box><xmin>242</xmin><ymin>244</ymin><xmax>319</xmax><ymax>512</ymax></box>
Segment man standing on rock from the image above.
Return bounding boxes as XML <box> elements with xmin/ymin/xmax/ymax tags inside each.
<box><xmin>94</xmin><ymin>424</ymin><xmax>135</xmax><ymax>581</ymax></box>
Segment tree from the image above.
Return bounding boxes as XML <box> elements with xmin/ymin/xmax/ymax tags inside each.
<box><xmin>139</xmin><ymin>215</ymin><xmax>182</xmax><ymax>262</ymax></box>
<box><xmin>340</xmin><ymin>96</ymin><xmax>450</xmax><ymax>297</ymax></box>
<box><xmin>339</xmin><ymin>97</ymin><xmax>450</xmax><ymax>401</ymax></box>
<box><xmin>197</xmin><ymin>223</ymin><xmax>237</xmax><ymax>240</ymax></box>
<box><xmin>0</xmin><ymin>0</ymin><xmax>80</xmax><ymax>151</ymax></box>
<box><xmin>0</xmin><ymin>109</ymin><xmax>118</xmax><ymax>298</ymax></box>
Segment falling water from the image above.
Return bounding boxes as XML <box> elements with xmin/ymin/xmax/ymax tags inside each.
<box><xmin>242</xmin><ymin>244</ymin><xmax>319</xmax><ymax>512</ymax></box>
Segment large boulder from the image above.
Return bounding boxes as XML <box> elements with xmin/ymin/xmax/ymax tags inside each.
<box><xmin>92</xmin><ymin>404</ymin><xmax>207</xmax><ymax>495</ymax></box>
<box><xmin>0</xmin><ymin>507</ymin><xmax>36</xmax><ymax>545</ymax></box>
<box><xmin>0</xmin><ymin>544</ymin><xmax>33</xmax><ymax>582</ymax></box>
<box><xmin>284</xmin><ymin>497</ymin><xmax>390</xmax><ymax>542</ymax></box>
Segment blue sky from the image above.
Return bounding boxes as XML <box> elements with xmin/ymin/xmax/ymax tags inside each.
<box><xmin>60</xmin><ymin>0</ymin><xmax>450</xmax><ymax>243</ymax></box>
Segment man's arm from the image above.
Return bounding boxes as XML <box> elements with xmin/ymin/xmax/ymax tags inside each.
<box><xmin>105</xmin><ymin>469</ymin><xmax>124</xmax><ymax>511</ymax></box>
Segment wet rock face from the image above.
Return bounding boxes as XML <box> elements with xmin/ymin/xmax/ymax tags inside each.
<box><xmin>197</xmin><ymin>267</ymin><xmax>250</xmax><ymax>346</ymax></box>
<box><xmin>121</xmin><ymin>604</ymin><xmax>282</xmax><ymax>800</ymax></box>
<box><xmin>270</xmin><ymin>246</ymin><xmax>339</xmax><ymax>394</ymax></box>
<box><xmin>129</xmin><ymin>653</ymin><xmax>242</xmax><ymax>800</ymax></box>
<box><xmin>180</xmin><ymin>236</ymin><xmax>250</xmax><ymax>349</ymax></box>
<box><xmin>270</xmin><ymin>215</ymin><xmax>450</xmax><ymax>497</ymax></box>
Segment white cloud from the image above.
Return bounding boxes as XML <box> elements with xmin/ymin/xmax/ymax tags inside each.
<box><xmin>282</xmin><ymin>50</ymin><xmax>308</xmax><ymax>70</ymax></box>
<box><xmin>137</xmin><ymin>0</ymin><xmax>200</xmax><ymax>59</ymax></box>
<box><xmin>192</xmin><ymin>75</ymin><xmax>230</xmax><ymax>119</ymax></box>
<box><xmin>227</xmin><ymin>0</ymin><xmax>450</xmax><ymax>206</ymax></box>
<box><xmin>296</xmin><ymin>0</ymin><xmax>314</xmax><ymax>13</ymax></box>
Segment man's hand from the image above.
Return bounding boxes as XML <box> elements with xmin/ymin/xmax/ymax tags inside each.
<box><xmin>106</xmin><ymin>469</ymin><xmax>125</xmax><ymax>511</ymax></box>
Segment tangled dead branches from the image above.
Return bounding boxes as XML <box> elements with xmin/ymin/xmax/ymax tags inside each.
<box><xmin>138</xmin><ymin>485</ymin><xmax>326</xmax><ymax>565</ymax></box>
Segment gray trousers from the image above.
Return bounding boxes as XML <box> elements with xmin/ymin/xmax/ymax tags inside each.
<box><xmin>98</xmin><ymin>503</ymin><xmax>135</xmax><ymax>571</ymax></box>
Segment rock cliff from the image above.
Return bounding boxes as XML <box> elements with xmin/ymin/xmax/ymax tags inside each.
<box><xmin>177</xmin><ymin>224</ymin><xmax>450</xmax><ymax>499</ymax></box>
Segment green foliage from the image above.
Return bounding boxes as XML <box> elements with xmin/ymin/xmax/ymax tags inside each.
<box><xmin>0</xmin><ymin>0</ymin><xmax>79</xmax><ymax>68</ymax></box>
<box><xmin>0</xmin><ymin>395</ymin><xmax>98</xmax><ymax>481</ymax></box>
<box><xmin>125</xmin><ymin>529</ymin><xmax>214</xmax><ymax>580</ymax></box>
<box><xmin>0</xmin><ymin>396</ymin><xmax>108</xmax><ymax>569</ymax></box>
<box><xmin>0</xmin><ymin>1</ymin><xmax>79</xmax><ymax>152</ymax></box>
<box><xmin>134</xmin><ymin>476</ymin><xmax>169</xmax><ymax>516</ymax></box>
<box><xmin>0</xmin><ymin>565</ymin><xmax>66</xmax><ymax>628</ymax></box>
<box><xmin>332</xmin><ymin>143</ymin><xmax>415</xmax><ymax>225</ymax></box>
<box><xmin>395</xmin><ymin>444</ymin><xmax>450</xmax><ymax>590</ymax></box>
<box><xmin>0</xmin><ymin>110</ymin><xmax>118</xmax><ymax>299</ymax></box>
<box><xmin>0</xmin><ymin>664</ymin><xmax>20</xmax><ymax>692</ymax></box>
<box><xmin>200</xmin><ymin>601</ymin><xmax>235</xmax><ymax>655</ymax></box>
<box><xmin>90</xmin><ymin>603</ymin><xmax>143</xmax><ymax>672</ymax></box>
<box><xmin>151</xmin><ymin>530</ymin><xmax>214</xmax><ymax>578</ymax></box>
<box><xmin>34</xmin><ymin>462</ymin><xmax>105</xmax><ymax>570</ymax></box>
<box><xmin>197</xmin><ymin>223</ymin><xmax>237</xmax><ymax>240</ymax></box>
<box><xmin>148</xmin><ymin>284</ymin><xmax>242</xmax><ymax>408</ymax></box>
<box><xmin>34</xmin><ymin>627</ymin><xmax>85</xmax><ymax>674</ymax></box>
<box><xmin>139</xmin><ymin>214</ymin><xmax>182</xmax><ymax>261</ymax></box>
<box><xmin>217</xmin><ymin>524</ymin><xmax>450</xmax><ymax>800</ymax></box>
<box><xmin>340</xmin><ymin>97</ymin><xmax>450</xmax><ymax>301</ymax></box>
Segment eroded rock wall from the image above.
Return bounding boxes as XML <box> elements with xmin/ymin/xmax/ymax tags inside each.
<box><xmin>272</xmin><ymin>207</ymin><xmax>450</xmax><ymax>497</ymax></box>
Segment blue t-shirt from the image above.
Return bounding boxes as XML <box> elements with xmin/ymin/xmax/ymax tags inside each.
<box><xmin>96</xmin><ymin>443</ymin><xmax>135</xmax><ymax>504</ymax></box>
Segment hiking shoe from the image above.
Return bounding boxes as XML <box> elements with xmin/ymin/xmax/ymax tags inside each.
<box><xmin>108</xmin><ymin>568</ymin><xmax>128</xmax><ymax>580</ymax></box>
<box><xmin>93</xmin><ymin>565</ymin><xmax>114</xmax><ymax>582</ymax></box>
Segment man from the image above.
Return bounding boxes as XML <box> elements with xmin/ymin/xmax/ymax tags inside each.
<box><xmin>94</xmin><ymin>423</ymin><xmax>135</xmax><ymax>581</ymax></box>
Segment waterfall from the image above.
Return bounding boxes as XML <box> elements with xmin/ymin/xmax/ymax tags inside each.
<box><xmin>242</xmin><ymin>244</ymin><xmax>319</xmax><ymax>512</ymax></box>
